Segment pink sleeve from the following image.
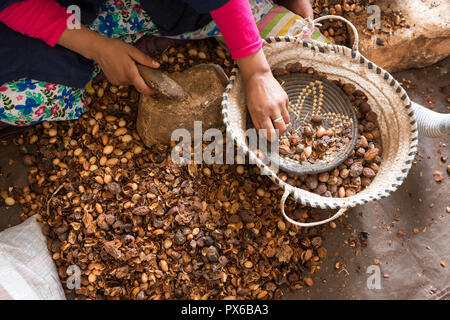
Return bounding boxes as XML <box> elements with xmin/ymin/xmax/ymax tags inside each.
<box><xmin>210</xmin><ymin>0</ymin><xmax>263</xmax><ymax>60</ymax></box>
<box><xmin>0</xmin><ymin>0</ymin><xmax>73</xmax><ymax>47</ymax></box>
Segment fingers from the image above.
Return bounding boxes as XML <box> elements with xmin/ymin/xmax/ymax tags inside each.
<box><xmin>249</xmin><ymin>99</ymin><xmax>290</xmax><ymax>142</ymax></box>
<box><xmin>280</xmin><ymin>94</ymin><xmax>290</xmax><ymax>124</ymax></box>
<box><xmin>130</xmin><ymin>63</ymin><xmax>155</xmax><ymax>95</ymax></box>
<box><xmin>260</xmin><ymin>118</ymin><xmax>278</xmax><ymax>142</ymax></box>
<box><xmin>273</xmin><ymin>93</ymin><xmax>290</xmax><ymax>135</ymax></box>
<box><xmin>289</xmin><ymin>0</ymin><xmax>314</xmax><ymax>19</ymax></box>
<box><xmin>127</xmin><ymin>45</ymin><xmax>159</xmax><ymax>95</ymax></box>
<box><xmin>125</xmin><ymin>45</ymin><xmax>155</xmax><ymax>94</ymax></box>
<box><xmin>249</xmin><ymin>112</ymin><xmax>276</xmax><ymax>142</ymax></box>
<box><xmin>304</xmin><ymin>7</ymin><xmax>314</xmax><ymax>19</ymax></box>
<box><xmin>302</xmin><ymin>0</ymin><xmax>314</xmax><ymax>19</ymax></box>
<box><xmin>129</xmin><ymin>45</ymin><xmax>160</xmax><ymax>69</ymax></box>
<box><xmin>272</xmin><ymin>113</ymin><xmax>287</xmax><ymax>134</ymax></box>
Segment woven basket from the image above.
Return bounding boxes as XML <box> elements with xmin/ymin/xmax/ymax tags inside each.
<box><xmin>265</xmin><ymin>72</ymin><xmax>358</xmax><ymax>175</ymax></box>
<box><xmin>222</xmin><ymin>16</ymin><xmax>418</xmax><ymax>227</ymax></box>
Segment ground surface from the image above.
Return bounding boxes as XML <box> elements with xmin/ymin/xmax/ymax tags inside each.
<box><xmin>0</xmin><ymin>57</ymin><xmax>448</xmax><ymax>300</ymax></box>
<box><xmin>284</xmin><ymin>56</ymin><xmax>450</xmax><ymax>300</ymax></box>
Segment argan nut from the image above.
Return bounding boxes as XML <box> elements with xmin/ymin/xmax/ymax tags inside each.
<box><xmin>5</xmin><ymin>197</ymin><xmax>15</xmax><ymax>206</ymax></box>
<box><xmin>303</xmin><ymin>277</ymin><xmax>314</xmax><ymax>287</ymax></box>
<box><xmin>256</xmin><ymin>188</ymin><xmax>265</xmax><ymax>197</ymax></box>
<box><xmin>159</xmin><ymin>260</ymin><xmax>169</xmax><ymax>272</ymax></box>
<box><xmin>364</xmin><ymin>148</ymin><xmax>379</xmax><ymax>161</ymax></box>
<box><xmin>103</xmin><ymin>145</ymin><xmax>114</xmax><ymax>155</ymax></box>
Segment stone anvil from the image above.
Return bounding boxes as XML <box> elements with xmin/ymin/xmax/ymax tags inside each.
<box><xmin>137</xmin><ymin>64</ymin><xmax>228</xmax><ymax>146</ymax></box>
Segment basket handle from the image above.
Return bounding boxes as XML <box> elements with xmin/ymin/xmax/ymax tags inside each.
<box><xmin>312</xmin><ymin>15</ymin><xmax>360</xmax><ymax>52</ymax></box>
<box><xmin>280</xmin><ymin>189</ymin><xmax>348</xmax><ymax>227</ymax></box>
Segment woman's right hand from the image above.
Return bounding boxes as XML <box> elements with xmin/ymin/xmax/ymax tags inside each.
<box><xmin>58</xmin><ymin>25</ymin><xmax>158</xmax><ymax>95</ymax></box>
<box><xmin>90</xmin><ymin>37</ymin><xmax>159</xmax><ymax>95</ymax></box>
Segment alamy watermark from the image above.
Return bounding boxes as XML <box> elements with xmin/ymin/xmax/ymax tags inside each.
<box><xmin>366</xmin><ymin>265</ymin><xmax>381</xmax><ymax>290</ymax></box>
<box><xmin>66</xmin><ymin>264</ymin><xmax>81</xmax><ymax>290</ymax></box>
<box><xmin>66</xmin><ymin>5</ymin><xmax>81</xmax><ymax>30</ymax></box>
<box><xmin>366</xmin><ymin>5</ymin><xmax>381</xmax><ymax>31</ymax></box>
<box><xmin>170</xmin><ymin>122</ymin><xmax>280</xmax><ymax>174</ymax></box>
<box><xmin>66</xmin><ymin>3</ymin><xmax>383</xmax><ymax>31</ymax></box>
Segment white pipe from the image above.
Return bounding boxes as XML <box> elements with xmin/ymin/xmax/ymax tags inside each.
<box><xmin>412</xmin><ymin>102</ymin><xmax>450</xmax><ymax>137</ymax></box>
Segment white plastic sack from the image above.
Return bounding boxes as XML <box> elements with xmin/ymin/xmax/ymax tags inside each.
<box><xmin>0</xmin><ymin>216</ymin><xmax>65</xmax><ymax>300</ymax></box>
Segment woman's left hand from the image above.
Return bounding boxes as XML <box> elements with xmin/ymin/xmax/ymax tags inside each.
<box><xmin>244</xmin><ymin>71</ymin><xmax>290</xmax><ymax>141</ymax></box>
<box><xmin>237</xmin><ymin>49</ymin><xmax>290</xmax><ymax>141</ymax></box>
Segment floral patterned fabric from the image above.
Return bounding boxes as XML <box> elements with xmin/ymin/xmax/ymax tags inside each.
<box><xmin>0</xmin><ymin>79</ymin><xmax>86</xmax><ymax>126</ymax></box>
<box><xmin>90</xmin><ymin>0</ymin><xmax>157</xmax><ymax>43</ymax></box>
<box><xmin>0</xmin><ymin>0</ymin><xmax>320</xmax><ymax>126</ymax></box>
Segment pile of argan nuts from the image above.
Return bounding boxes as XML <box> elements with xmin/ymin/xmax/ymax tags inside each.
<box><xmin>13</xmin><ymin>39</ymin><xmax>333</xmax><ymax>300</ymax></box>
<box><xmin>274</xmin><ymin>62</ymin><xmax>383</xmax><ymax>199</ymax></box>
<box><xmin>312</xmin><ymin>0</ymin><xmax>408</xmax><ymax>46</ymax></box>
<box><xmin>279</xmin><ymin>117</ymin><xmax>353</xmax><ymax>164</ymax></box>
<box><xmin>156</xmin><ymin>40</ymin><xmax>234</xmax><ymax>75</ymax></box>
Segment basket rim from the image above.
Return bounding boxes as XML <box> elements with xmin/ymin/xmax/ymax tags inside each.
<box><xmin>221</xmin><ymin>36</ymin><xmax>419</xmax><ymax>210</ymax></box>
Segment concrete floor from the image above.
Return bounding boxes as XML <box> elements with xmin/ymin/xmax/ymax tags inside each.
<box><xmin>285</xmin><ymin>57</ymin><xmax>450</xmax><ymax>300</ymax></box>
<box><xmin>0</xmin><ymin>127</ymin><xmax>29</xmax><ymax>231</ymax></box>
<box><xmin>0</xmin><ymin>57</ymin><xmax>448</xmax><ymax>300</ymax></box>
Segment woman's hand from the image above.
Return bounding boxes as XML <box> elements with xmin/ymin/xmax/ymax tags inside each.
<box><xmin>245</xmin><ymin>71</ymin><xmax>290</xmax><ymax>141</ymax></box>
<box><xmin>237</xmin><ymin>49</ymin><xmax>290</xmax><ymax>141</ymax></box>
<box><xmin>90</xmin><ymin>37</ymin><xmax>159</xmax><ymax>95</ymax></box>
<box><xmin>58</xmin><ymin>25</ymin><xmax>158</xmax><ymax>94</ymax></box>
